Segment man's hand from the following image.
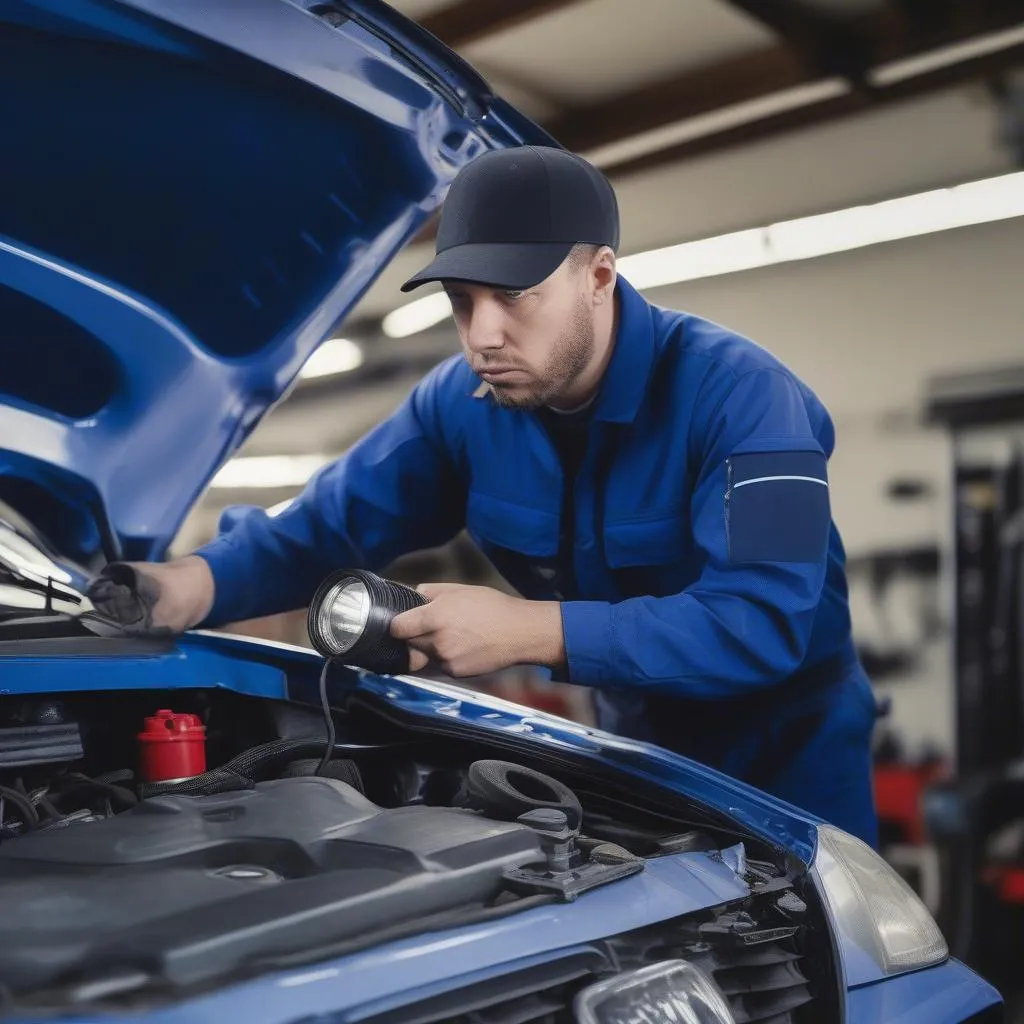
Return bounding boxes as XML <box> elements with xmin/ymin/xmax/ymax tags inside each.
<box><xmin>389</xmin><ymin>583</ymin><xmax>565</xmax><ymax>677</ymax></box>
<box><xmin>86</xmin><ymin>556</ymin><xmax>216</xmax><ymax>635</ymax></box>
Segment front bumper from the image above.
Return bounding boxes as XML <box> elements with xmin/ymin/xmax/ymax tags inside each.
<box><xmin>847</xmin><ymin>958</ymin><xmax>1003</xmax><ymax>1023</ymax></box>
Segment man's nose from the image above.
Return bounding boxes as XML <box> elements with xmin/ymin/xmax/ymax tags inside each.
<box><xmin>464</xmin><ymin>300</ymin><xmax>506</xmax><ymax>353</ymax></box>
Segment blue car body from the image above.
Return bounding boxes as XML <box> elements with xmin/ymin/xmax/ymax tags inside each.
<box><xmin>0</xmin><ymin>1</ymin><xmax>1003</xmax><ymax>1022</ymax></box>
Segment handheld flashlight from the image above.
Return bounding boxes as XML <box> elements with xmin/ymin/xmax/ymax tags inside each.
<box><xmin>307</xmin><ymin>569</ymin><xmax>427</xmax><ymax>674</ymax></box>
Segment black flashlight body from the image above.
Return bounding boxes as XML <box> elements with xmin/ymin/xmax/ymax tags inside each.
<box><xmin>307</xmin><ymin>569</ymin><xmax>427</xmax><ymax>674</ymax></box>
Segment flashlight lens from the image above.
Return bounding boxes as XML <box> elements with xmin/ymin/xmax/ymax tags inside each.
<box><xmin>318</xmin><ymin>579</ymin><xmax>370</xmax><ymax>655</ymax></box>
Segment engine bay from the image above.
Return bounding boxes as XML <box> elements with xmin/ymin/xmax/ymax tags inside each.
<box><xmin>0</xmin><ymin>687</ymin><xmax>829</xmax><ymax>1020</ymax></box>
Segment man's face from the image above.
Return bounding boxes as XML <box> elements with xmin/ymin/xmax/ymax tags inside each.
<box><xmin>444</xmin><ymin>255</ymin><xmax>598</xmax><ymax>410</ymax></box>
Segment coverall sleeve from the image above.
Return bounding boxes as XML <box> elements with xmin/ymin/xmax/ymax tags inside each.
<box><xmin>194</xmin><ymin>366</ymin><xmax>466</xmax><ymax>626</ymax></box>
<box><xmin>560</xmin><ymin>367</ymin><xmax>833</xmax><ymax>699</ymax></box>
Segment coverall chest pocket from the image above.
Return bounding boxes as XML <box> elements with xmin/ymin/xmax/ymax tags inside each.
<box><xmin>465</xmin><ymin>490</ymin><xmax>562</xmax><ymax>599</ymax></box>
<box><xmin>603</xmin><ymin>511</ymin><xmax>696</xmax><ymax>598</ymax></box>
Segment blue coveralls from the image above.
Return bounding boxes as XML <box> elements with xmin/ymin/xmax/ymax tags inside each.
<box><xmin>197</xmin><ymin>276</ymin><xmax>880</xmax><ymax>846</ymax></box>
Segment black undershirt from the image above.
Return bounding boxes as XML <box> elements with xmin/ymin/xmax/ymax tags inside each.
<box><xmin>537</xmin><ymin>400</ymin><xmax>595</xmax><ymax>599</ymax></box>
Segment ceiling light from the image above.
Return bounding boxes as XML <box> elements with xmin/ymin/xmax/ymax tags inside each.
<box><xmin>382</xmin><ymin>291</ymin><xmax>452</xmax><ymax>338</ymax></box>
<box><xmin>619</xmin><ymin>170</ymin><xmax>1024</xmax><ymax>288</ymax></box>
<box><xmin>209</xmin><ymin>454</ymin><xmax>334</xmax><ymax>490</ymax></box>
<box><xmin>298</xmin><ymin>337</ymin><xmax>363</xmax><ymax>379</ymax></box>
<box><xmin>380</xmin><ymin>170</ymin><xmax>1024</xmax><ymax>335</ymax></box>
<box><xmin>617</xmin><ymin>228</ymin><xmax>770</xmax><ymax>290</ymax></box>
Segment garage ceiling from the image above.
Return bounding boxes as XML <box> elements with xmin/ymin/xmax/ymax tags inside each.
<box><xmin>176</xmin><ymin>0</ymin><xmax>1024</xmax><ymax>550</ymax></box>
<box><xmin>460</xmin><ymin>0</ymin><xmax>774</xmax><ymax>109</ymax></box>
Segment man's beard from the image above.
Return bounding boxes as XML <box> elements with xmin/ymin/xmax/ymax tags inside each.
<box><xmin>489</xmin><ymin>297</ymin><xmax>595</xmax><ymax>410</ymax></box>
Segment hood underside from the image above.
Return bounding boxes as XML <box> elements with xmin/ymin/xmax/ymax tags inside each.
<box><xmin>0</xmin><ymin>0</ymin><xmax>549</xmax><ymax>566</ymax></box>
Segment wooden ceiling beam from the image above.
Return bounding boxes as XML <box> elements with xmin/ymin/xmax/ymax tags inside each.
<box><xmin>601</xmin><ymin>38</ymin><xmax>1024</xmax><ymax>179</ymax></box>
<box><xmin>546</xmin><ymin>47</ymin><xmax>808</xmax><ymax>155</ymax></box>
<box><xmin>419</xmin><ymin>0</ymin><xmax>586</xmax><ymax>49</ymax></box>
<box><xmin>717</xmin><ymin>0</ymin><xmax>868</xmax><ymax>77</ymax></box>
<box><xmin>546</xmin><ymin>2</ymin><xmax>1024</xmax><ymax>168</ymax></box>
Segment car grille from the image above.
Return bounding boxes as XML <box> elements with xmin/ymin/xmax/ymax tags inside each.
<box><xmin>687</xmin><ymin>933</ymin><xmax>814</xmax><ymax>1024</ymax></box>
<box><xmin>358</xmin><ymin>924</ymin><xmax>819</xmax><ymax>1024</ymax></box>
<box><xmin>357</xmin><ymin>952</ymin><xmax>601</xmax><ymax>1024</ymax></box>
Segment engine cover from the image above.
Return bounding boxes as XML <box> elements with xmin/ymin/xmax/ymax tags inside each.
<box><xmin>0</xmin><ymin>777</ymin><xmax>543</xmax><ymax>996</ymax></box>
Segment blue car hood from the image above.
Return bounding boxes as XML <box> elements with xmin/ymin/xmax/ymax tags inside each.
<box><xmin>0</xmin><ymin>0</ymin><xmax>549</xmax><ymax>565</ymax></box>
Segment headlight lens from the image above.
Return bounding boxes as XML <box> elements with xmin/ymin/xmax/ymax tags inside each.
<box><xmin>815</xmin><ymin>825</ymin><xmax>948</xmax><ymax>975</ymax></box>
<box><xmin>574</xmin><ymin>960</ymin><xmax>735</xmax><ymax>1024</ymax></box>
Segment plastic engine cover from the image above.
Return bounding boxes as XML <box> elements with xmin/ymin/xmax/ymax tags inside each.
<box><xmin>0</xmin><ymin>777</ymin><xmax>543</xmax><ymax>996</ymax></box>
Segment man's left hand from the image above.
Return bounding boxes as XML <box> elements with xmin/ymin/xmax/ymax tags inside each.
<box><xmin>389</xmin><ymin>583</ymin><xmax>565</xmax><ymax>677</ymax></box>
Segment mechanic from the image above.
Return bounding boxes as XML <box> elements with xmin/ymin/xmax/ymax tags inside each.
<box><xmin>89</xmin><ymin>146</ymin><xmax>880</xmax><ymax>847</ymax></box>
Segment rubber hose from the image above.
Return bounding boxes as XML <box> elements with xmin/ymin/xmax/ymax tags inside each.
<box><xmin>465</xmin><ymin>760</ymin><xmax>583</xmax><ymax>831</ymax></box>
<box><xmin>140</xmin><ymin>739</ymin><xmax>366</xmax><ymax>798</ymax></box>
<box><xmin>140</xmin><ymin>768</ymin><xmax>254</xmax><ymax>799</ymax></box>
<box><xmin>0</xmin><ymin>784</ymin><xmax>39</xmax><ymax>828</ymax></box>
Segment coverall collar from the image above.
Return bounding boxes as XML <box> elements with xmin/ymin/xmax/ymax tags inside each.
<box><xmin>589</xmin><ymin>275</ymin><xmax>655</xmax><ymax>424</ymax></box>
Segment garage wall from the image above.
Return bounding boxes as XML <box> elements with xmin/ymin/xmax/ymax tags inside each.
<box><xmin>648</xmin><ymin>214</ymin><xmax>1024</xmax><ymax>553</ymax></box>
<box><xmin>644</xmin><ymin>214</ymin><xmax>1024</xmax><ymax>757</ymax></box>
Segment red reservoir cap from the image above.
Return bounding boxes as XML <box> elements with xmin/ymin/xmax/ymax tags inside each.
<box><xmin>138</xmin><ymin>709</ymin><xmax>207</xmax><ymax>783</ymax></box>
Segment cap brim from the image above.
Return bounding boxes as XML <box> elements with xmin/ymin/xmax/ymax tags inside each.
<box><xmin>400</xmin><ymin>241</ymin><xmax>573</xmax><ymax>293</ymax></box>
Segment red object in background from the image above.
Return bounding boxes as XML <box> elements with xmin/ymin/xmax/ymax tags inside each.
<box><xmin>138</xmin><ymin>710</ymin><xmax>207</xmax><ymax>782</ymax></box>
<box><xmin>873</xmin><ymin>761</ymin><xmax>947</xmax><ymax>845</ymax></box>
<box><xmin>982</xmin><ymin>865</ymin><xmax>1024</xmax><ymax>905</ymax></box>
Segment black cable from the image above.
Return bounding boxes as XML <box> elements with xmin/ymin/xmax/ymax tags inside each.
<box><xmin>37</xmin><ymin>792</ymin><xmax>63</xmax><ymax>821</ymax></box>
<box><xmin>316</xmin><ymin>657</ymin><xmax>336</xmax><ymax>777</ymax></box>
<box><xmin>0</xmin><ymin>785</ymin><xmax>39</xmax><ymax>828</ymax></box>
<box><xmin>55</xmin><ymin>773</ymin><xmax>138</xmax><ymax>809</ymax></box>
<box><xmin>17</xmin><ymin>778</ymin><xmax>62</xmax><ymax>822</ymax></box>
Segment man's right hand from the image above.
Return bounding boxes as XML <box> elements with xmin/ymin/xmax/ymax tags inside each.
<box><xmin>86</xmin><ymin>555</ymin><xmax>215</xmax><ymax>635</ymax></box>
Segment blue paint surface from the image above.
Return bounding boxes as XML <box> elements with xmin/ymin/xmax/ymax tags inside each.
<box><xmin>847</xmin><ymin>958</ymin><xmax>1002</xmax><ymax>1023</ymax></box>
<box><xmin>0</xmin><ymin>0</ymin><xmax>551</xmax><ymax>563</ymax></box>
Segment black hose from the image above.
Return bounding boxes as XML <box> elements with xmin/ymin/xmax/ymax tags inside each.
<box><xmin>17</xmin><ymin>779</ymin><xmax>61</xmax><ymax>822</ymax></box>
<box><xmin>316</xmin><ymin>658</ymin><xmax>336</xmax><ymax>777</ymax></box>
<box><xmin>0</xmin><ymin>785</ymin><xmax>39</xmax><ymax>828</ymax></box>
<box><xmin>54</xmin><ymin>773</ymin><xmax>138</xmax><ymax>809</ymax></box>
<box><xmin>140</xmin><ymin>768</ymin><xmax>254</xmax><ymax>799</ymax></box>
<box><xmin>139</xmin><ymin>736</ymin><xmax>363</xmax><ymax>798</ymax></box>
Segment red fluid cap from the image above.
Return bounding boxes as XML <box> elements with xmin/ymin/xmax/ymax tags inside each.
<box><xmin>138</xmin><ymin>709</ymin><xmax>207</xmax><ymax>783</ymax></box>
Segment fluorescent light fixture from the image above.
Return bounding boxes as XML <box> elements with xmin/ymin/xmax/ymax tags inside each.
<box><xmin>299</xmin><ymin>337</ymin><xmax>363</xmax><ymax>379</ymax></box>
<box><xmin>870</xmin><ymin>23</ymin><xmax>1024</xmax><ymax>87</ymax></box>
<box><xmin>380</xmin><ymin>170</ymin><xmax>1024</xmax><ymax>335</ymax></box>
<box><xmin>617</xmin><ymin>228</ymin><xmax>769</xmax><ymax>290</ymax></box>
<box><xmin>382</xmin><ymin>291</ymin><xmax>452</xmax><ymax>338</ymax></box>
<box><xmin>210</xmin><ymin>454</ymin><xmax>334</xmax><ymax>490</ymax></box>
<box><xmin>620</xmin><ymin>170</ymin><xmax>1024</xmax><ymax>288</ymax></box>
<box><xmin>582</xmin><ymin>78</ymin><xmax>849</xmax><ymax>169</ymax></box>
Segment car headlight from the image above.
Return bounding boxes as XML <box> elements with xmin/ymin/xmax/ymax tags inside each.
<box><xmin>815</xmin><ymin>825</ymin><xmax>948</xmax><ymax>976</ymax></box>
<box><xmin>574</xmin><ymin>960</ymin><xmax>735</xmax><ymax>1024</ymax></box>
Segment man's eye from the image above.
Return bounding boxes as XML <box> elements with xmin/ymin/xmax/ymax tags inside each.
<box><xmin>502</xmin><ymin>290</ymin><xmax>526</xmax><ymax>301</ymax></box>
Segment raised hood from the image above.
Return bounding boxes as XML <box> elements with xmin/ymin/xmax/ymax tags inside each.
<box><xmin>0</xmin><ymin>0</ymin><xmax>550</xmax><ymax>566</ymax></box>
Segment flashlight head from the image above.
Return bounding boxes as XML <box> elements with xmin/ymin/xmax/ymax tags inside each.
<box><xmin>307</xmin><ymin>569</ymin><xmax>427</xmax><ymax>674</ymax></box>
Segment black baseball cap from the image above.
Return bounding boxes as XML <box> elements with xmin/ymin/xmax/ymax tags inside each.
<box><xmin>401</xmin><ymin>145</ymin><xmax>619</xmax><ymax>293</ymax></box>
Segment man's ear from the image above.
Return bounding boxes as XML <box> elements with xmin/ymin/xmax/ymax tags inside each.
<box><xmin>592</xmin><ymin>246</ymin><xmax>617</xmax><ymax>305</ymax></box>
